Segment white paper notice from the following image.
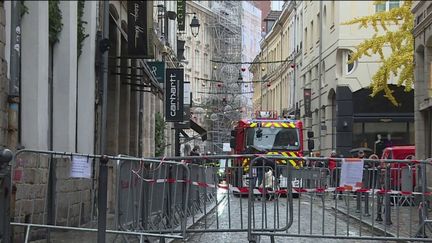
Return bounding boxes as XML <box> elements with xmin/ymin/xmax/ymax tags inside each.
<box><xmin>339</xmin><ymin>159</ymin><xmax>364</xmax><ymax>189</ymax></box>
<box><xmin>222</xmin><ymin>143</ymin><xmax>231</xmax><ymax>152</ymax></box>
<box><xmin>70</xmin><ymin>156</ymin><xmax>92</xmax><ymax>179</ymax></box>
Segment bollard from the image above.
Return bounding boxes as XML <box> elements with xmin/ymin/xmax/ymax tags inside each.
<box><xmin>97</xmin><ymin>155</ymin><xmax>109</xmax><ymax>243</ymax></box>
<box><xmin>356</xmin><ymin>191</ymin><xmax>361</xmax><ymax>213</ymax></box>
<box><xmin>384</xmin><ymin>165</ymin><xmax>392</xmax><ymax>225</ymax></box>
<box><xmin>363</xmin><ymin>169</ymin><xmax>370</xmax><ymax>217</ymax></box>
<box><xmin>364</xmin><ymin>192</ymin><xmax>370</xmax><ymax>217</ymax></box>
<box><xmin>416</xmin><ymin>163</ymin><xmax>429</xmax><ymax>238</ymax></box>
<box><xmin>376</xmin><ymin>194</ymin><xmax>383</xmax><ymax>222</ymax></box>
<box><xmin>376</xmin><ymin>167</ymin><xmax>383</xmax><ymax>222</ymax></box>
<box><xmin>0</xmin><ymin>149</ymin><xmax>13</xmax><ymax>243</ymax></box>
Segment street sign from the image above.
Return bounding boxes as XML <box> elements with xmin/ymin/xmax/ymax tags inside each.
<box><xmin>165</xmin><ymin>68</ymin><xmax>184</xmax><ymax>122</ymax></box>
<box><xmin>147</xmin><ymin>61</ymin><xmax>165</xmax><ymax>83</ymax></box>
<box><xmin>177</xmin><ymin>0</ymin><xmax>186</xmax><ymax>31</ymax></box>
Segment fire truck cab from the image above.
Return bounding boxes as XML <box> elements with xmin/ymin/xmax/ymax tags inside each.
<box><xmin>229</xmin><ymin>111</ymin><xmax>304</xmax><ymax>189</ymax></box>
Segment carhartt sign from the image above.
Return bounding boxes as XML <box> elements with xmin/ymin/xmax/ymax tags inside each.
<box><xmin>165</xmin><ymin>69</ymin><xmax>184</xmax><ymax>122</ymax></box>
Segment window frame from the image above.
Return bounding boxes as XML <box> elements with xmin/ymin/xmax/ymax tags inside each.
<box><xmin>345</xmin><ymin>51</ymin><xmax>357</xmax><ymax>75</ymax></box>
<box><xmin>375</xmin><ymin>0</ymin><xmax>400</xmax><ymax>13</ymax></box>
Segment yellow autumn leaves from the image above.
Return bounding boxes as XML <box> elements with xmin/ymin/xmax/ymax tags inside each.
<box><xmin>343</xmin><ymin>0</ymin><xmax>414</xmax><ymax>106</ymax></box>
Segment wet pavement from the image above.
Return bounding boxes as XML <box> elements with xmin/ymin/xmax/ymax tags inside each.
<box><xmin>174</xmin><ymin>190</ymin><xmax>381</xmax><ymax>243</ymax></box>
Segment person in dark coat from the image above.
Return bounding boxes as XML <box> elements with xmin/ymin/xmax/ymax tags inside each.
<box><xmin>190</xmin><ymin>145</ymin><xmax>201</xmax><ymax>164</ymax></box>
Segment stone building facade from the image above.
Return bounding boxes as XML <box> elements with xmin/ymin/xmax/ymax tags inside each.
<box><xmin>2</xmin><ymin>0</ymin><xmax>181</xmax><ymax>240</ymax></box>
<box><xmin>251</xmin><ymin>0</ymin><xmax>414</xmax><ymax>157</ymax></box>
<box><xmin>413</xmin><ymin>1</ymin><xmax>432</xmax><ymax>161</ymax></box>
<box><xmin>0</xmin><ymin>1</ymin><xmax>7</xmax><ymax>150</ymax></box>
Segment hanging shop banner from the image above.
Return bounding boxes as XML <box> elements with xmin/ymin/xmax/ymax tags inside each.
<box><xmin>127</xmin><ymin>1</ymin><xmax>154</xmax><ymax>58</ymax></box>
<box><xmin>304</xmin><ymin>88</ymin><xmax>312</xmax><ymax>118</ymax></box>
<box><xmin>177</xmin><ymin>0</ymin><xmax>186</xmax><ymax>31</ymax></box>
<box><xmin>165</xmin><ymin>68</ymin><xmax>184</xmax><ymax>122</ymax></box>
<box><xmin>147</xmin><ymin>61</ymin><xmax>165</xmax><ymax>83</ymax></box>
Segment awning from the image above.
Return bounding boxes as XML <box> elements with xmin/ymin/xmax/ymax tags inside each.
<box><xmin>174</xmin><ymin>119</ymin><xmax>207</xmax><ymax>141</ymax></box>
<box><xmin>190</xmin><ymin>119</ymin><xmax>207</xmax><ymax>141</ymax></box>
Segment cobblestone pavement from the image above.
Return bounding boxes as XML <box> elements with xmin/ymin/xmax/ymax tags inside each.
<box><xmin>174</xmin><ymin>190</ymin><xmax>382</xmax><ymax>243</ymax></box>
<box><xmin>333</xmin><ymin>192</ymin><xmax>430</xmax><ymax>239</ymax></box>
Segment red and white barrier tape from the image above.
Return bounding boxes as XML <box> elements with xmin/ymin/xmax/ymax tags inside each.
<box><xmin>132</xmin><ymin>177</ymin><xmax>430</xmax><ymax>196</ymax></box>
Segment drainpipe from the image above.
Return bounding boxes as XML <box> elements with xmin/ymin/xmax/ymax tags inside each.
<box><xmin>8</xmin><ymin>1</ymin><xmax>21</xmax><ymax>149</ymax></box>
<box><xmin>279</xmin><ymin>22</ymin><xmax>283</xmax><ymax>116</ymax></box>
<box><xmin>100</xmin><ymin>1</ymin><xmax>109</xmax><ymax>155</ymax></box>
<box><xmin>317</xmin><ymin>1</ymin><xmax>323</xmax><ymax>152</ymax></box>
<box><xmin>292</xmin><ymin>1</ymin><xmax>297</xmax><ymax>111</ymax></box>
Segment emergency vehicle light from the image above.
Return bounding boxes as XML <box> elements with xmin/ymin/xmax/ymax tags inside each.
<box><xmin>256</xmin><ymin>110</ymin><xmax>277</xmax><ymax>119</ymax></box>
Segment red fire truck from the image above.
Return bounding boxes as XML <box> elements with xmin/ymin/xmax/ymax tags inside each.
<box><xmin>229</xmin><ymin>111</ymin><xmax>304</xmax><ymax>189</ymax></box>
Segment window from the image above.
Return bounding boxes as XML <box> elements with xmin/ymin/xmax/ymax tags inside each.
<box><xmin>304</xmin><ymin>27</ymin><xmax>308</xmax><ymax>54</ymax></box>
<box><xmin>185</xmin><ymin>46</ymin><xmax>190</xmax><ymax>60</ymax></box>
<box><xmin>345</xmin><ymin>51</ymin><xmax>356</xmax><ymax>75</ymax></box>
<box><xmin>376</xmin><ymin>1</ymin><xmax>399</xmax><ymax>13</ymax></box>
<box><xmin>204</xmin><ymin>23</ymin><xmax>208</xmax><ymax>44</ymax></box>
<box><xmin>389</xmin><ymin>0</ymin><xmax>400</xmax><ymax>10</ymax></box>
<box><xmin>375</xmin><ymin>3</ymin><xmax>386</xmax><ymax>12</ymax></box>
<box><xmin>245</xmin><ymin>127</ymin><xmax>300</xmax><ymax>150</ymax></box>
<box><xmin>316</xmin><ymin>13</ymin><xmax>320</xmax><ymax>43</ymax></box>
<box><xmin>194</xmin><ymin>50</ymin><xmax>200</xmax><ymax>72</ymax></box>
<box><xmin>330</xmin><ymin>1</ymin><xmax>335</xmax><ymax>26</ymax></box>
<box><xmin>310</xmin><ymin>21</ymin><xmax>314</xmax><ymax>49</ymax></box>
<box><xmin>353</xmin><ymin>122</ymin><xmax>414</xmax><ymax>154</ymax></box>
<box><xmin>204</xmin><ymin>53</ymin><xmax>209</xmax><ymax>76</ymax></box>
<box><xmin>321</xmin><ymin>62</ymin><xmax>326</xmax><ymax>86</ymax></box>
<box><xmin>323</xmin><ymin>6</ymin><xmax>327</xmax><ymax>27</ymax></box>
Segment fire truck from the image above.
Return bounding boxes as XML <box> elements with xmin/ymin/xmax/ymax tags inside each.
<box><xmin>229</xmin><ymin>111</ymin><xmax>304</xmax><ymax>190</ymax></box>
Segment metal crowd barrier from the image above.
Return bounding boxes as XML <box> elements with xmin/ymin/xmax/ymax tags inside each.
<box><xmin>4</xmin><ymin>150</ymin><xmax>432</xmax><ymax>243</ymax></box>
<box><xmin>7</xmin><ymin>149</ymin><xmax>190</xmax><ymax>243</ymax></box>
<box><xmin>252</xmin><ymin>155</ymin><xmax>432</xmax><ymax>243</ymax></box>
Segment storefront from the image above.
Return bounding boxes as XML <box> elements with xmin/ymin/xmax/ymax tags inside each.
<box><xmin>336</xmin><ymin>85</ymin><xmax>414</xmax><ymax>157</ymax></box>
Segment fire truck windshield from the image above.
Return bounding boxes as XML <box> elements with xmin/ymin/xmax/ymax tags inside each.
<box><xmin>245</xmin><ymin>127</ymin><xmax>300</xmax><ymax>151</ymax></box>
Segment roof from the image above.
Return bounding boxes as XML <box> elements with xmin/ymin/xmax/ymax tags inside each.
<box><xmin>263</xmin><ymin>10</ymin><xmax>282</xmax><ymax>21</ymax></box>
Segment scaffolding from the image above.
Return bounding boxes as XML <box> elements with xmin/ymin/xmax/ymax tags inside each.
<box><xmin>205</xmin><ymin>1</ymin><xmax>244</xmax><ymax>153</ymax></box>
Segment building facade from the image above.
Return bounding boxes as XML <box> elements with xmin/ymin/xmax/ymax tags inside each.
<box><xmin>241</xmin><ymin>1</ymin><xmax>262</xmax><ymax>118</ymax></box>
<box><xmin>250</xmin><ymin>2</ymin><xmax>296</xmax><ymax>117</ymax></box>
<box><xmin>251</xmin><ymin>0</ymin><xmax>414</xmax><ymax>157</ymax></box>
<box><xmin>2</xmin><ymin>1</ymin><xmax>185</xmax><ymax>235</ymax></box>
<box><xmin>413</xmin><ymin>1</ymin><xmax>432</xmax><ymax>160</ymax></box>
<box><xmin>252</xmin><ymin>0</ymin><xmax>271</xmax><ymax>34</ymax></box>
<box><xmin>184</xmin><ymin>1</ymin><xmax>214</xmax><ymax>108</ymax></box>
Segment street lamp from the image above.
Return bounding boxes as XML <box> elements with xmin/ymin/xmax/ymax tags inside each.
<box><xmin>190</xmin><ymin>15</ymin><xmax>200</xmax><ymax>37</ymax></box>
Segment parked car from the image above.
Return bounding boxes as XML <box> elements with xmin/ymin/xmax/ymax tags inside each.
<box><xmin>381</xmin><ymin>146</ymin><xmax>416</xmax><ymax>190</ymax></box>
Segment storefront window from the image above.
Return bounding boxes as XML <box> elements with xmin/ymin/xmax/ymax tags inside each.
<box><xmin>353</xmin><ymin>122</ymin><xmax>414</xmax><ymax>154</ymax></box>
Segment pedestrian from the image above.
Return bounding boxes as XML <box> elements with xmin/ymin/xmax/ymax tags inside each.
<box><xmin>358</xmin><ymin>150</ymin><xmax>365</xmax><ymax>159</ymax></box>
<box><xmin>252</xmin><ymin>157</ymin><xmax>275</xmax><ymax>189</ymax></box>
<box><xmin>328</xmin><ymin>151</ymin><xmax>338</xmax><ymax>186</ymax></box>
<box><xmin>190</xmin><ymin>145</ymin><xmax>201</xmax><ymax>165</ymax></box>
